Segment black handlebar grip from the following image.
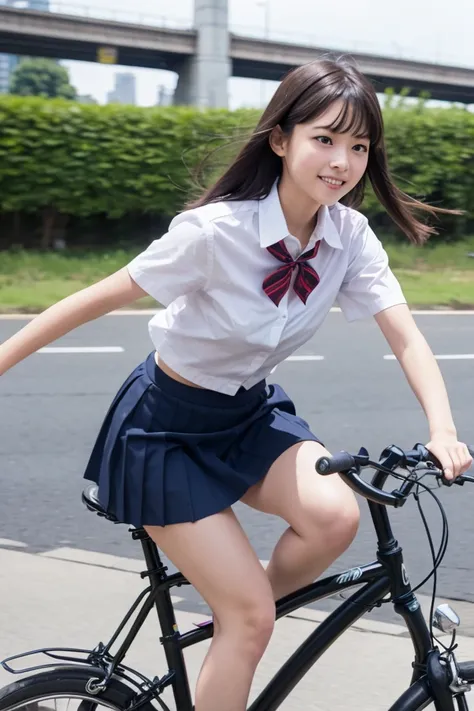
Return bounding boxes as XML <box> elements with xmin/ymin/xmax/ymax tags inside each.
<box><xmin>316</xmin><ymin>451</ymin><xmax>355</xmax><ymax>475</ymax></box>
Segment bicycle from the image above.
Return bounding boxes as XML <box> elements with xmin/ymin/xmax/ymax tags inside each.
<box><xmin>1</xmin><ymin>441</ymin><xmax>474</xmax><ymax>711</ymax></box>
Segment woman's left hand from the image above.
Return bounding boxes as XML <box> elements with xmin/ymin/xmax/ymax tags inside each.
<box><xmin>425</xmin><ymin>434</ymin><xmax>473</xmax><ymax>481</ymax></box>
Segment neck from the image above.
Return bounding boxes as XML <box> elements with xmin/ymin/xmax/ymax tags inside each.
<box><xmin>277</xmin><ymin>176</ymin><xmax>321</xmax><ymax>245</ymax></box>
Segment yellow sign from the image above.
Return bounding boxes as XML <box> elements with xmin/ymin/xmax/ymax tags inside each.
<box><xmin>97</xmin><ymin>46</ymin><xmax>118</xmax><ymax>64</ymax></box>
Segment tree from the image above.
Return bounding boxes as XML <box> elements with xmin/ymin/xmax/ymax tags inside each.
<box><xmin>9</xmin><ymin>58</ymin><xmax>77</xmax><ymax>100</ymax></box>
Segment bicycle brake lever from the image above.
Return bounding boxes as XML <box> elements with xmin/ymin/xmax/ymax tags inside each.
<box><xmin>411</xmin><ymin>443</ymin><xmax>456</xmax><ymax>485</ymax></box>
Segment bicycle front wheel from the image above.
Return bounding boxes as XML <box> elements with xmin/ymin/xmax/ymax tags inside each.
<box><xmin>389</xmin><ymin>660</ymin><xmax>474</xmax><ymax>710</ymax></box>
<box><xmin>0</xmin><ymin>666</ymin><xmax>159</xmax><ymax>711</ymax></box>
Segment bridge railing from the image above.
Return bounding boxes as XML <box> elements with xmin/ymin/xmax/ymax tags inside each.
<box><xmin>1</xmin><ymin>0</ymin><xmax>464</xmax><ymax>67</ymax></box>
<box><xmin>5</xmin><ymin>0</ymin><xmax>193</xmax><ymax>29</ymax></box>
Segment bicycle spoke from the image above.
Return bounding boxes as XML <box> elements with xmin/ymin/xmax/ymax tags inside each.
<box><xmin>1</xmin><ymin>696</ymin><xmax>119</xmax><ymax>711</ymax></box>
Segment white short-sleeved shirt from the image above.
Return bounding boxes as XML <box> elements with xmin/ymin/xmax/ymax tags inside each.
<box><xmin>127</xmin><ymin>180</ymin><xmax>406</xmax><ymax>395</ymax></box>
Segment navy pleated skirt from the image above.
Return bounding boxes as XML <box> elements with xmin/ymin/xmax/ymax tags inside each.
<box><xmin>83</xmin><ymin>352</ymin><xmax>322</xmax><ymax>527</ymax></box>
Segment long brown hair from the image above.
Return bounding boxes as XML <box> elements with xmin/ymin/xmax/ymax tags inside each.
<box><xmin>187</xmin><ymin>58</ymin><xmax>458</xmax><ymax>244</ymax></box>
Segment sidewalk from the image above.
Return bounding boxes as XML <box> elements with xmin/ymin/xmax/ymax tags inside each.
<box><xmin>1</xmin><ymin>546</ymin><xmax>474</xmax><ymax>711</ymax></box>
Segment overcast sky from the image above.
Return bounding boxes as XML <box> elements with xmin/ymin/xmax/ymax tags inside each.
<box><xmin>58</xmin><ymin>0</ymin><xmax>474</xmax><ymax>107</ymax></box>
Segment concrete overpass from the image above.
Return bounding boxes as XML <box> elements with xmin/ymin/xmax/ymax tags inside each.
<box><xmin>1</xmin><ymin>1</ymin><xmax>474</xmax><ymax>107</ymax></box>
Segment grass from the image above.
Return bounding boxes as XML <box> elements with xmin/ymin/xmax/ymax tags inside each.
<box><xmin>385</xmin><ymin>239</ymin><xmax>474</xmax><ymax>308</ymax></box>
<box><xmin>0</xmin><ymin>239</ymin><xmax>473</xmax><ymax>313</ymax></box>
<box><xmin>0</xmin><ymin>248</ymin><xmax>157</xmax><ymax>312</ymax></box>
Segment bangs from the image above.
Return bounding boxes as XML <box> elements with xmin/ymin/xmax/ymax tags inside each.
<box><xmin>321</xmin><ymin>91</ymin><xmax>381</xmax><ymax>144</ymax></box>
<box><xmin>287</xmin><ymin>66</ymin><xmax>384</xmax><ymax>147</ymax></box>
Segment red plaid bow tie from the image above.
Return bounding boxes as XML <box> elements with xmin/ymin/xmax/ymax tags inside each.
<box><xmin>263</xmin><ymin>239</ymin><xmax>321</xmax><ymax>306</ymax></box>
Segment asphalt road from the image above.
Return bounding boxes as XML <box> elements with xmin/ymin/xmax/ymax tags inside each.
<box><xmin>0</xmin><ymin>310</ymin><xmax>473</xmax><ymax>620</ymax></box>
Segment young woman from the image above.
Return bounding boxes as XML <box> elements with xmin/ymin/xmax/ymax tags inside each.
<box><xmin>0</xmin><ymin>58</ymin><xmax>472</xmax><ymax>710</ymax></box>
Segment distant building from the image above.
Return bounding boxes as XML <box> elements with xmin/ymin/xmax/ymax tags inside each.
<box><xmin>77</xmin><ymin>94</ymin><xmax>98</xmax><ymax>104</ymax></box>
<box><xmin>107</xmin><ymin>73</ymin><xmax>136</xmax><ymax>105</ymax></box>
<box><xmin>0</xmin><ymin>0</ymin><xmax>16</xmax><ymax>93</ymax></box>
<box><xmin>156</xmin><ymin>84</ymin><xmax>173</xmax><ymax>106</ymax></box>
<box><xmin>0</xmin><ymin>0</ymin><xmax>50</xmax><ymax>93</ymax></box>
<box><xmin>28</xmin><ymin>0</ymin><xmax>49</xmax><ymax>8</ymax></box>
<box><xmin>0</xmin><ymin>53</ymin><xmax>17</xmax><ymax>93</ymax></box>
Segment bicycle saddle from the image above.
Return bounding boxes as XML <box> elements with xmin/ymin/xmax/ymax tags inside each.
<box><xmin>82</xmin><ymin>484</ymin><xmax>120</xmax><ymax>523</ymax></box>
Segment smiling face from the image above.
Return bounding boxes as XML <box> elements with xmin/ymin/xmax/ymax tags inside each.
<box><xmin>270</xmin><ymin>99</ymin><xmax>371</xmax><ymax>210</ymax></box>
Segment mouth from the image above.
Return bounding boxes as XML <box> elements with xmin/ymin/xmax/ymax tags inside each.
<box><xmin>319</xmin><ymin>176</ymin><xmax>346</xmax><ymax>189</ymax></box>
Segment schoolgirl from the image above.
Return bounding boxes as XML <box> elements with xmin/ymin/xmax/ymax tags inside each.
<box><xmin>1</xmin><ymin>58</ymin><xmax>471</xmax><ymax>711</ymax></box>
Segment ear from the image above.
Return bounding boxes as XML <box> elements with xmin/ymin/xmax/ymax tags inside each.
<box><xmin>269</xmin><ymin>125</ymin><xmax>288</xmax><ymax>157</ymax></box>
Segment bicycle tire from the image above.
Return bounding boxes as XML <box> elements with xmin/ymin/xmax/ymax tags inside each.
<box><xmin>0</xmin><ymin>666</ymin><xmax>158</xmax><ymax>711</ymax></box>
<box><xmin>388</xmin><ymin>660</ymin><xmax>474</xmax><ymax>711</ymax></box>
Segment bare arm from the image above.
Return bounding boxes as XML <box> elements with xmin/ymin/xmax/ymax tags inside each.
<box><xmin>375</xmin><ymin>304</ymin><xmax>456</xmax><ymax>436</ymax></box>
<box><xmin>0</xmin><ymin>267</ymin><xmax>148</xmax><ymax>375</ymax></box>
<box><xmin>374</xmin><ymin>303</ymin><xmax>472</xmax><ymax>478</ymax></box>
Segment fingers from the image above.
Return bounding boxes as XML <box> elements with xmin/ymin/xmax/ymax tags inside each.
<box><xmin>426</xmin><ymin>441</ymin><xmax>473</xmax><ymax>481</ymax></box>
<box><xmin>461</xmin><ymin>443</ymin><xmax>474</xmax><ymax>473</ymax></box>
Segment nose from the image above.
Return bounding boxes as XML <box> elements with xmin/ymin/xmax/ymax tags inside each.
<box><xmin>329</xmin><ymin>148</ymin><xmax>349</xmax><ymax>172</ymax></box>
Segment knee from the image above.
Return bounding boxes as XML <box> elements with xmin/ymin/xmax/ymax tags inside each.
<box><xmin>220</xmin><ymin>595</ymin><xmax>275</xmax><ymax>663</ymax></box>
<box><xmin>244</xmin><ymin>598</ymin><xmax>276</xmax><ymax>657</ymax></box>
<box><xmin>330</xmin><ymin>494</ymin><xmax>360</xmax><ymax>551</ymax></box>
<box><xmin>301</xmin><ymin>488</ymin><xmax>360</xmax><ymax>554</ymax></box>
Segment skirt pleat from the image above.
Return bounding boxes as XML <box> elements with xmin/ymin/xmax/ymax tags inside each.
<box><xmin>83</xmin><ymin>352</ymin><xmax>322</xmax><ymax>527</ymax></box>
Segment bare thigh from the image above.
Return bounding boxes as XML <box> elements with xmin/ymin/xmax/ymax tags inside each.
<box><xmin>144</xmin><ymin>508</ymin><xmax>274</xmax><ymax>620</ymax></box>
<box><xmin>241</xmin><ymin>441</ymin><xmax>360</xmax><ymax>533</ymax></box>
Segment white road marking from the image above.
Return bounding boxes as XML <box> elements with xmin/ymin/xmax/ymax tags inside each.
<box><xmin>37</xmin><ymin>346</ymin><xmax>124</xmax><ymax>353</ymax></box>
<box><xmin>409</xmin><ymin>310</ymin><xmax>474</xmax><ymax>316</ymax></box>
<box><xmin>286</xmin><ymin>355</ymin><xmax>324</xmax><ymax>361</ymax></box>
<box><xmin>384</xmin><ymin>354</ymin><xmax>474</xmax><ymax>361</ymax></box>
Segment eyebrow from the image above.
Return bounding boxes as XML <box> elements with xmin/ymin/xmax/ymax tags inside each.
<box><xmin>311</xmin><ymin>125</ymin><xmax>370</xmax><ymax>140</ymax></box>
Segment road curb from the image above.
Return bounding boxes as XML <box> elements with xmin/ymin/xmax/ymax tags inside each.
<box><xmin>1</xmin><ymin>545</ymin><xmax>412</xmax><ymax>639</ymax></box>
<box><xmin>3</xmin><ymin>543</ymin><xmax>474</xmax><ymax>643</ymax></box>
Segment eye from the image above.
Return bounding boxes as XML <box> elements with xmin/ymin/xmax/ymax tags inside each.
<box><xmin>353</xmin><ymin>144</ymin><xmax>369</xmax><ymax>153</ymax></box>
<box><xmin>315</xmin><ymin>136</ymin><xmax>332</xmax><ymax>145</ymax></box>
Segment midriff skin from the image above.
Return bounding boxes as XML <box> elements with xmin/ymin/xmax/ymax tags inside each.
<box><xmin>155</xmin><ymin>351</ymin><xmax>205</xmax><ymax>389</ymax></box>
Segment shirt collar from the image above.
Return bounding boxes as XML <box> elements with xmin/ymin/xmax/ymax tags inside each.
<box><xmin>258</xmin><ymin>179</ymin><xmax>343</xmax><ymax>251</ymax></box>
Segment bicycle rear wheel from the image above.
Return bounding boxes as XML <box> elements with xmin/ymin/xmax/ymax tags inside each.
<box><xmin>0</xmin><ymin>666</ymin><xmax>159</xmax><ymax>711</ymax></box>
<box><xmin>389</xmin><ymin>660</ymin><xmax>474</xmax><ymax>710</ymax></box>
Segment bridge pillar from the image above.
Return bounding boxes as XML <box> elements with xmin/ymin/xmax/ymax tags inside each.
<box><xmin>173</xmin><ymin>0</ymin><xmax>230</xmax><ymax>108</ymax></box>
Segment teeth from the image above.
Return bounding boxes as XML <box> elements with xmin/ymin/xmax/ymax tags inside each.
<box><xmin>320</xmin><ymin>177</ymin><xmax>343</xmax><ymax>186</ymax></box>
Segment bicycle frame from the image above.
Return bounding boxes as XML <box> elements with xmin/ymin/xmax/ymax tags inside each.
<box><xmin>1</xmin><ymin>474</ymin><xmax>439</xmax><ymax>711</ymax></box>
<box><xmin>126</xmin><ymin>507</ymin><xmax>434</xmax><ymax>711</ymax></box>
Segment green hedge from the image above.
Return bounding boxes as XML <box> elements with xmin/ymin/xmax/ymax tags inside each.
<box><xmin>1</xmin><ymin>94</ymin><xmax>473</xmax><ymax>246</ymax></box>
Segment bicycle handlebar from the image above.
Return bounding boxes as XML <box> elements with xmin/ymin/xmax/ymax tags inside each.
<box><xmin>316</xmin><ymin>444</ymin><xmax>474</xmax><ymax>508</ymax></box>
